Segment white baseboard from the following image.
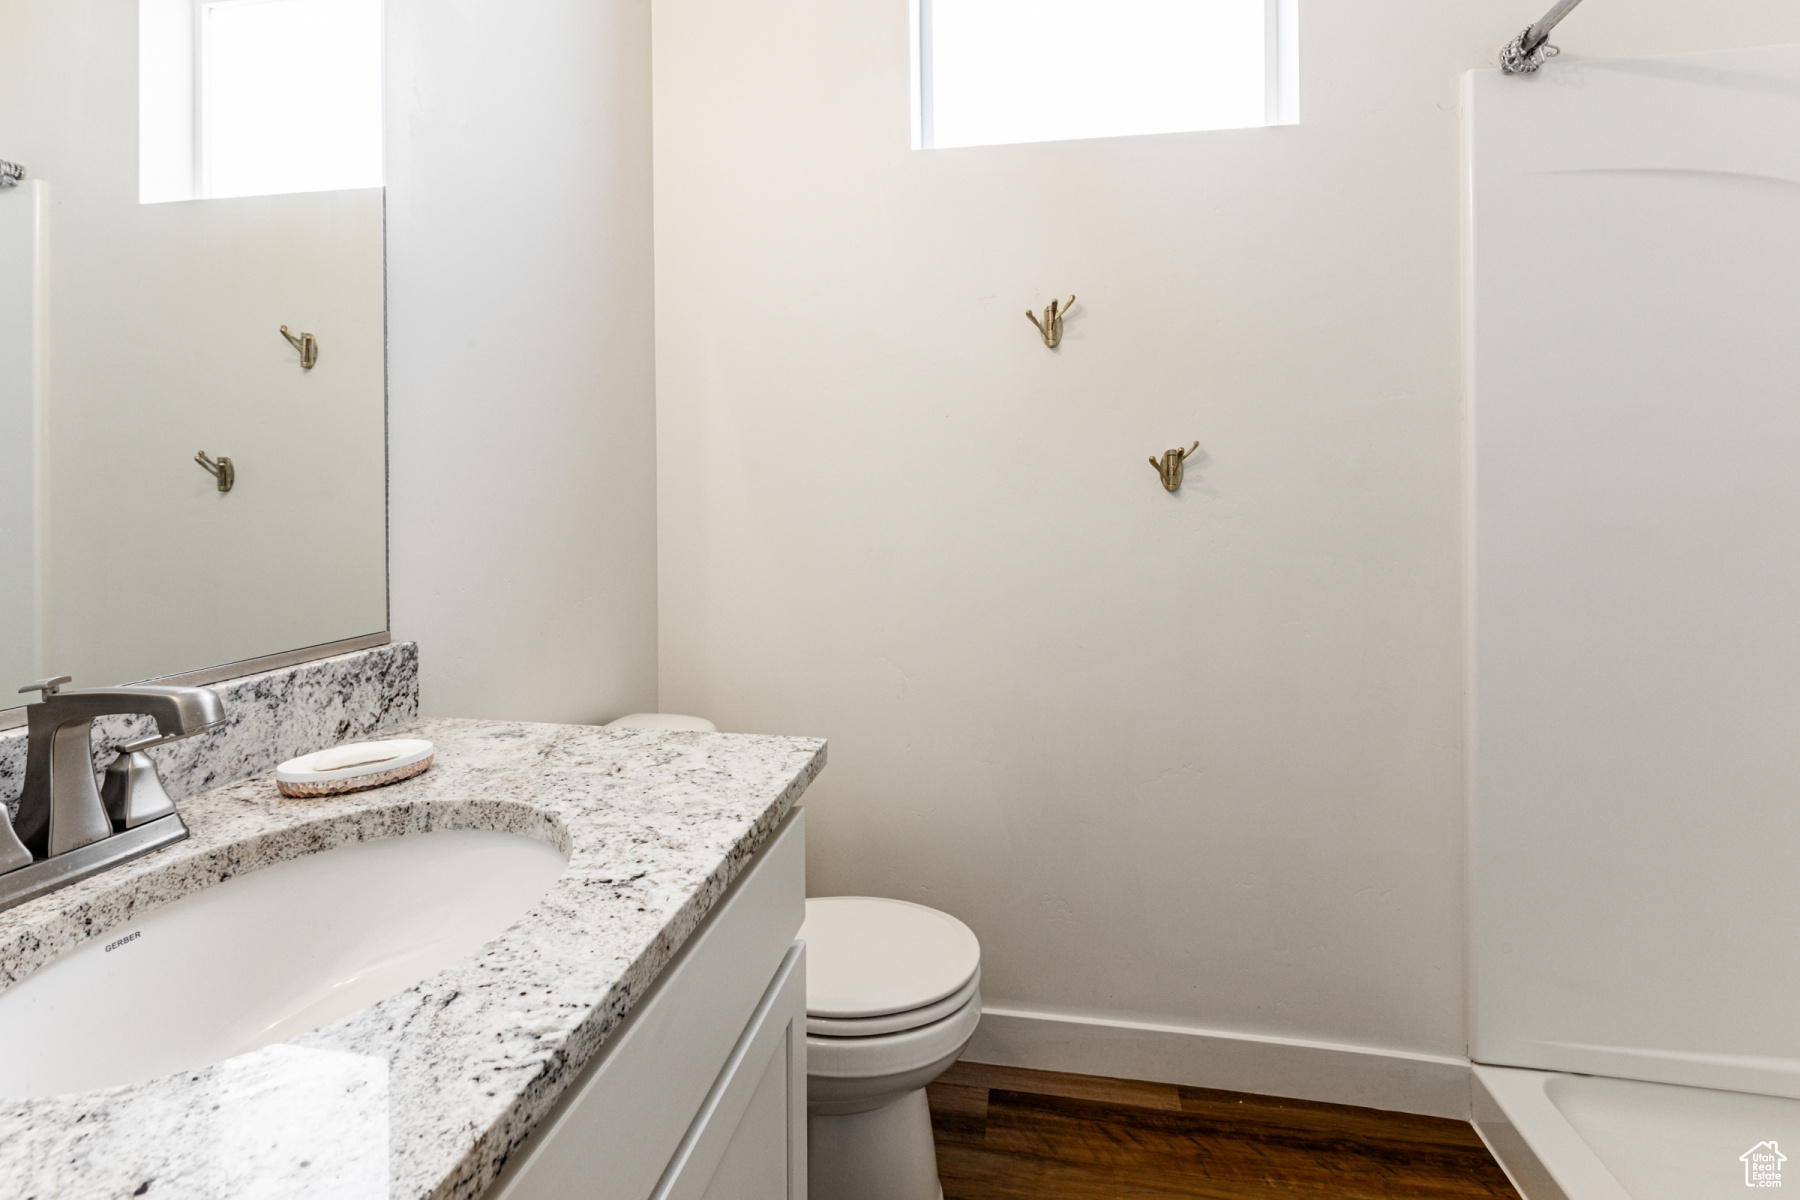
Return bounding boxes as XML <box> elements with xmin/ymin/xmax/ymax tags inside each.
<box><xmin>962</xmin><ymin>1005</ymin><xmax>1473</xmax><ymax>1121</ymax></box>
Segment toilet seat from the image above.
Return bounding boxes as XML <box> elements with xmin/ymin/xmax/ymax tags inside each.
<box><xmin>801</xmin><ymin>896</ymin><xmax>981</xmax><ymax>1019</ymax></box>
<box><xmin>806</xmin><ymin>968</ymin><xmax>981</xmax><ymax>1037</ymax></box>
<box><xmin>806</xmin><ymin>991</ymin><xmax>984</xmax><ymax>1082</ymax></box>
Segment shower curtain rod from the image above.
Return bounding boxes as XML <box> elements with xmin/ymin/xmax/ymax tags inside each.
<box><xmin>1502</xmin><ymin>0</ymin><xmax>1587</xmax><ymax>74</ymax></box>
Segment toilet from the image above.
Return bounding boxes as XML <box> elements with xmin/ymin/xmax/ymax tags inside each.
<box><xmin>801</xmin><ymin>896</ymin><xmax>982</xmax><ymax>1200</ymax></box>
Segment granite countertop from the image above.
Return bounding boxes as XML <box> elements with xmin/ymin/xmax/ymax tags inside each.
<box><xmin>0</xmin><ymin>717</ymin><xmax>826</xmax><ymax>1200</ymax></box>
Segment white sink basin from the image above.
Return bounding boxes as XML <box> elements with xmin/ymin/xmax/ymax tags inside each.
<box><xmin>0</xmin><ymin>829</ymin><xmax>568</xmax><ymax>1097</ymax></box>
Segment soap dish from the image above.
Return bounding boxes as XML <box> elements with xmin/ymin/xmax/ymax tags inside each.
<box><xmin>276</xmin><ymin>738</ymin><xmax>435</xmax><ymax>798</ymax></box>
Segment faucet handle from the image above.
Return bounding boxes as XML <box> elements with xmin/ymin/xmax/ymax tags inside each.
<box><xmin>17</xmin><ymin>676</ymin><xmax>72</xmax><ymax>700</ymax></box>
<box><xmin>102</xmin><ymin>749</ymin><xmax>179</xmax><ymax>832</ymax></box>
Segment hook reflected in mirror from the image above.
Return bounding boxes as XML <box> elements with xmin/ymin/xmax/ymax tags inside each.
<box><xmin>280</xmin><ymin>325</ymin><xmax>319</xmax><ymax>369</ymax></box>
<box><xmin>195</xmin><ymin>451</ymin><xmax>234</xmax><ymax>492</ymax></box>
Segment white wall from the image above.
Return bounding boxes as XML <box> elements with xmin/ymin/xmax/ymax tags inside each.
<box><xmin>652</xmin><ymin>0</ymin><xmax>1800</xmax><ymax>1101</ymax></box>
<box><xmin>386</xmin><ymin>0</ymin><xmax>659</xmax><ymax>724</ymax></box>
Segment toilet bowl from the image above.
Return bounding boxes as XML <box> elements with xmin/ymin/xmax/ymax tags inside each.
<box><xmin>801</xmin><ymin>896</ymin><xmax>982</xmax><ymax>1200</ymax></box>
<box><xmin>602</xmin><ymin>712</ymin><xmax>717</xmax><ymax>732</ymax></box>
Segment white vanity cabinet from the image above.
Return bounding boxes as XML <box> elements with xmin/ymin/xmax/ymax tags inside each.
<box><xmin>487</xmin><ymin>809</ymin><xmax>808</xmax><ymax>1200</ymax></box>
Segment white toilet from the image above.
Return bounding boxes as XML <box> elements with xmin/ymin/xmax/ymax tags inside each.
<box><xmin>801</xmin><ymin>896</ymin><xmax>982</xmax><ymax>1200</ymax></box>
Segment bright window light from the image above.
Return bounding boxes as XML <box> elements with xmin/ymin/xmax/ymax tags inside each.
<box><xmin>140</xmin><ymin>0</ymin><xmax>383</xmax><ymax>203</ymax></box>
<box><xmin>200</xmin><ymin>0</ymin><xmax>383</xmax><ymax>198</ymax></box>
<box><xmin>917</xmin><ymin>0</ymin><xmax>1296</xmax><ymax>150</ymax></box>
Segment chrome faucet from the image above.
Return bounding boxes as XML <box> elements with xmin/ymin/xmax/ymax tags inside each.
<box><xmin>0</xmin><ymin>676</ymin><xmax>225</xmax><ymax>912</ymax></box>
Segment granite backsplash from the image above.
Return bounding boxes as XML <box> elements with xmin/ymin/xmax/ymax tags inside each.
<box><xmin>0</xmin><ymin>641</ymin><xmax>419</xmax><ymax>819</ymax></box>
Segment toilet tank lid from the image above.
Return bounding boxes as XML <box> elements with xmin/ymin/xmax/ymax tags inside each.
<box><xmin>800</xmin><ymin>896</ymin><xmax>981</xmax><ymax>1019</ymax></box>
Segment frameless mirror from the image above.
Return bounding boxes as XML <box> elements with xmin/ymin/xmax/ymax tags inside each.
<box><xmin>0</xmin><ymin>0</ymin><xmax>387</xmax><ymax>716</ymax></box>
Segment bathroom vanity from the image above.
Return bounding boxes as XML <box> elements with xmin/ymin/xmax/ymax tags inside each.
<box><xmin>0</xmin><ymin>717</ymin><xmax>823</xmax><ymax>1200</ymax></box>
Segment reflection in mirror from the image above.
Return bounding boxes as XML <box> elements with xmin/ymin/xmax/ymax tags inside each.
<box><xmin>0</xmin><ymin>0</ymin><xmax>387</xmax><ymax>713</ymax></box>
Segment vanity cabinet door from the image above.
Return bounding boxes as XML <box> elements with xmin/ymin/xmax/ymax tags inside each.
<box><xmin>653</xmin><ymin>941</ymin><xmax>806</xmax><ymax>1200</ymax></box>
<box><xmin>699</xmin><ymin>1042</ymin><xmax>792</xmax><ymax>1199</ymax></box>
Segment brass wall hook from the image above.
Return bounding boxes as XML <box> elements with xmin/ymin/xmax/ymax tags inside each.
<box><xmin>1149</xmin><ymin>442</ymin><xmax>1200</xmax><ymax>492</ymax></box>
<box><xmin>1026</xmin><ymin>295</ymin><xmax>1075</xmax><ymax>348</ymax></box>
<box><xmin>195</xmin><ymin>451</ymin><xmax>235</xmax><ymax>492</ymax></box>
<box><xmin>280</xmin><ymin>325</ymin><xmax>319</xmax><ymax>369</ymax></box>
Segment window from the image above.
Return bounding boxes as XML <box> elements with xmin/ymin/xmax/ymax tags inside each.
<box><xmin>914</xmin><ymin>0</ymin><xmax>1296</xmax><ymax>150</ymax></box>
<box><xmin>140</xmin><ymin>0</ymin><xmax>383</xmax><ymax>203</ymax></box>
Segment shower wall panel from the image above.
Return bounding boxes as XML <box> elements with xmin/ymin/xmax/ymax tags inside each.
<box><xmin>1468</xmin><ymin>43</ymin><xmax>1800</xmax><ymax>1098</ymax></box>
<box><xmin>0</xmin><ymin>180</ymin><xmax>44</xmax><ymax>691</ymax></box>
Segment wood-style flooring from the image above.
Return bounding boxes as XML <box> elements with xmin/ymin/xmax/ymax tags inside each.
<box><xmin>926</xmin><ymin>1062</ymin><xmax>1522</xmax><ymax>1199</ymax></box>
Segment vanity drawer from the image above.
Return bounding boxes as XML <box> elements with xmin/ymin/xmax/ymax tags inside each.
<box><xmin>488</xmin><ymin>807</ymin><xmax>805</xmax><ymax>1200</ymax></box>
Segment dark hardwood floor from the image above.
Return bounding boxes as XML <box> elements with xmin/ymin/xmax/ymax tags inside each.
<box><xmin>926</xmin><ymin>1062</ymin><xmax>1522</xmax><ymax>1199</ymax></box>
